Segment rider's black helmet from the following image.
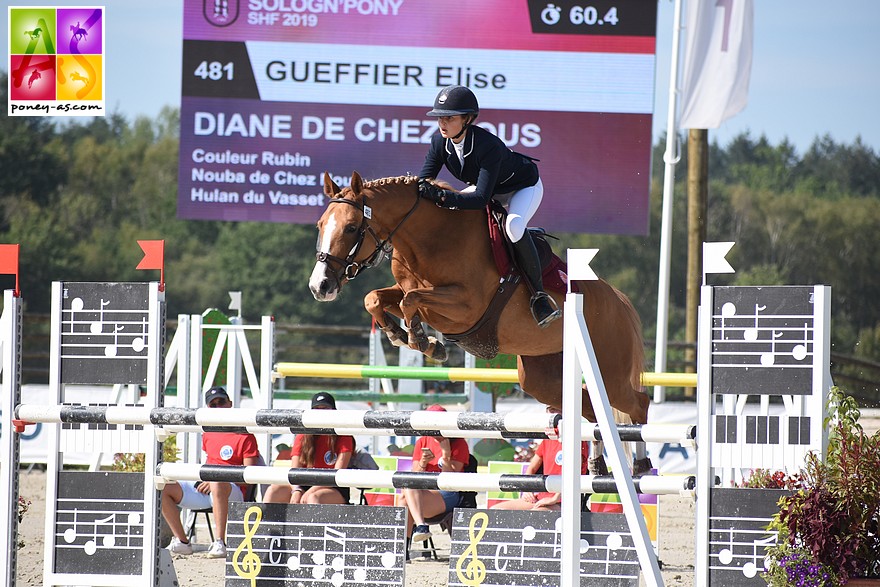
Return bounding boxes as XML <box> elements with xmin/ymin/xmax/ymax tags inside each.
<box><xmin>426</xmin><ymin>85</ymin><xmax>479</xmax><ymax>117</ymax></box>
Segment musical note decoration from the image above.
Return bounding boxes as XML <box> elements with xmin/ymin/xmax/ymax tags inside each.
<box><xmin>449</xmin><ymin>509</ymin><xmax>638</xmax><ymax>586</ymax></box>
<box><xmin>709</xmin><ymin>488</ymin><xmax>789</xmax><ymax>586</ymax></box>
<box><xmin>711</xmin><ymin>287</ymin><xmax>817</xmax><ymax>396</ymax></box>
<box><xmin>232</xmin><ymin>506</ymin><xmax>262</xmax><ymax>586</ymax></box>
<box><xmin>53</xmin><ymin>471</ymin><xmax>146</xmax><ymax>576</ymax></box>
<box><xmin>224</xmin><ymin>503</ymin><xmax>406</xmax><ymax>586</ymax></box>
<box><xmin>59</xmin><ymin>283</ymin><xmax>153</xmax><ymax>385</ymax></box>
<box><xmin>456</xmin><ymin>512</ymin><xmax>489</xmax><ymax>586</ymax></box>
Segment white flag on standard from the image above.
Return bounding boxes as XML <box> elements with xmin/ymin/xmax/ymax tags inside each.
<box><xmin>679</xmin><ymin>0</ymin><xmax>754</xmax><ymax>129</ymax></box>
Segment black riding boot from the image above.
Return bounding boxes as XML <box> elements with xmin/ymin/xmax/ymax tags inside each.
<box><xmin>512</xmin><ymin>233</ymin><xmax>561</xmax><ymax>328</ymax></box>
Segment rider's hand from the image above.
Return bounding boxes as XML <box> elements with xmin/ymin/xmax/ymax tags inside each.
<box><xmin>418</xmin><ymin>179</ymin><xmax>449</xmax><ymax>205</ymax></box>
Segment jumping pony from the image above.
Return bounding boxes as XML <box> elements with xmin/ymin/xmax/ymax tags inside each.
<box><xmin>309</xmin><ymin>172</ymin><xmax>651</xmax><ymax>474</ymax></box>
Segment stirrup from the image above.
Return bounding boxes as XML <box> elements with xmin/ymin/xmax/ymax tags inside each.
<box><xmin>530</xmin><ymin>292</ymin><xmax>561</xmax><ymax>328</ymax></box>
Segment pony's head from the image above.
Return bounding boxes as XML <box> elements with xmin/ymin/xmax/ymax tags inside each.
<box><xmin>309</xmin><ymin>171</ymin><xmax>390</xmax><ymax>301</ymax></box>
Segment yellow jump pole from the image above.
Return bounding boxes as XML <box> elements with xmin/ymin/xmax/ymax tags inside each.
<box><xmin>273</xmin><ymin>362</ymin><xmax>696</xmax><ymax>388</ymax></box>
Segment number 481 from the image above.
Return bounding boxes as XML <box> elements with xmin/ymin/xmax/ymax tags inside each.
<box><xmin>194</xmin><ymin>61</ymin><xmax>234</xmax><ymax>81</ymax></box>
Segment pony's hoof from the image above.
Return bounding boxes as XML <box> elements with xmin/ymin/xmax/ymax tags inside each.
<box><xmin>426</xmin><ymin>338</ymin><xmax>447</xmax><ymax>363</ymax></box>
<box><xmin>588</xmin><ymin>457</ymin><xmax>609</xmax><ymax>476</ymax></box>
<box><xmin>632</xmin><ymin>457</ymin><xmax>653</xmax><ymax>477</ymax></box>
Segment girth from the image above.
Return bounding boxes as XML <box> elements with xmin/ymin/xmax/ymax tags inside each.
<box><xmin>441</xmin><ymin>269</ymin><xmax>521</xmax><ymax>360</ymax></box>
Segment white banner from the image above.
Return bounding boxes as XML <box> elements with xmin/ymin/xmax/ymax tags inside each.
<box><xmin>679</xmin><ymin>0</ymin><xmax>754</xmax><ymax>129</ymax></box>
<box><xmin>246</xmin><ymin>42</ymin><xmax>655</xmax><ymax>114</ymax></box>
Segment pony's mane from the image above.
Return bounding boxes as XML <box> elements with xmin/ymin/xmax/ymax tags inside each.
<box><xmin>364</xmin><ymin>175</ymin><xmax>418</xmax><ymax>188</ymax></box>
<box><xmin>363</xmin><ymin>175</ymin><xmax>456</xmax><ymax>192</ymax></box>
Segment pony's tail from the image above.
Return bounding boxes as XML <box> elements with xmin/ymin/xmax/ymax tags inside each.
<box><xmin>617</xmin><ymin>288</ymin><xmax>646</xmax><ymax>394</ymax></box>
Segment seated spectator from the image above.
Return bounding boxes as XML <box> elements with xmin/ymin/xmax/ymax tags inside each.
<box><xmin>401</xmin><ymin>404</ymin><xmax>470</xmax><ymax>544</ymax></box>
<box><xmin>491</xmin><ymin>406</ymin><xmax>589</xmax><ymax>511</ymax></box>
<box><xmin>263</xmin><ymin>392</ymin><xmax>354</xmax><ymax>505</ymax></box>
<box><xmin>162</xmin><ymin>386</ymin><xmax>261</xmax><ymax>558</ymax></box>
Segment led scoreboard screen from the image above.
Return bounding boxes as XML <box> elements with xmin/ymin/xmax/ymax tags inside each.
<box><xmin>179</xmin><ymin>1</ymin><xmax>657</xmax><ymax>235</ymax></box>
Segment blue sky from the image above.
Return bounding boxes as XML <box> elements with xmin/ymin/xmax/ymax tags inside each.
<box><xmin>4</xmin><ymin>0</ymin><xmax>879</xmax><ymax>154</ymax></box>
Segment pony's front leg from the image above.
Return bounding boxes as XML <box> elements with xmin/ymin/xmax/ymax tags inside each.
<box><xmin>405</xmin><ymin>314</ymin><xmax>447</xmax><ymax>362</ymax></box>
<box><xmin>398</xmin><ymin>288</ymin><xmax>456</xmax><ymax>363</ymax></box>
<box><xmin>364</xmin><ymin>287</ymin><xmax>408</xmax><ymax>348</ymax></box>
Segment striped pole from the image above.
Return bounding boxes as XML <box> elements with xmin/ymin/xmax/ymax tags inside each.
<box><xmin>15</xmin><ymin>405</ymin><xmax>696</xmax><ymax>445</ymax></box>
<box><xmin>273</xmin><ymin>362</ymin><xmax>698</xmax><ymax>388</ymax></box>
<box><xmin>156</xmin><ymin>463</ymin><xmax>696</xmax><ymax>496</ymax></box>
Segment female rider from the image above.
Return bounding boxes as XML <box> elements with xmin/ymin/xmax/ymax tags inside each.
<box><xmin>418</xmin><ymin>85</ymin><xmax>560</xmax><ymax>328</ymax></box>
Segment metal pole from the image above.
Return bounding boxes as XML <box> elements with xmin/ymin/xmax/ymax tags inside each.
<box><xmin>654</xmin><ymin>0</ymin><xmax>685</xmax><ymax>403</ymax></box>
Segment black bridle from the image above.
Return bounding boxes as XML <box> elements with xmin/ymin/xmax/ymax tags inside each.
<box><xmin>315</xmin><ymin>187</ymin><xmax>422</xmax><ymax>281</ymax></box>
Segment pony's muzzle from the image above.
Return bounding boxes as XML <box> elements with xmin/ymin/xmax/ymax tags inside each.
<box><xmin>309</xmin><ymin>264</ymin><xmax>340</xmax><ymax>301</ymax></box>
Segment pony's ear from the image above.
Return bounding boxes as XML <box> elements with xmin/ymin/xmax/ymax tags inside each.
<box><xmin>323</xmin><ymin>172</ymin><xmax>341</xmax><ymax>197</ymax></box>
<box><xmin>350</xmin><ymin>171</ymin><xmax>364</xmax><ymax>194</ymax></box>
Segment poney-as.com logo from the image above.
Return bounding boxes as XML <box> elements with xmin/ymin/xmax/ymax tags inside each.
<box><xmin>7</xmin><ymin>6</ymin><xmax>105</xmax><ymax>117</ymax></box>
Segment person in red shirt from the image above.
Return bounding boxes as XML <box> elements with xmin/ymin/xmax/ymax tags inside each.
<box><xmin>491</xmin><ymin>406</ymin><xmax>589</xmax><ymax>511</ymax></box>
<box><xmin>263</xmin><ymin>392</ymin><xmax>354</xmax><ymax>505</ymax></box>
<box><xmin>162</xmin><ymin>387</ymin><xmax>262</xmax><ymax>558</ymax></box>
<box><xmin>402</xmin><ymin>404</ymin><xmax>471</xmax><ymax>544</ymax></box>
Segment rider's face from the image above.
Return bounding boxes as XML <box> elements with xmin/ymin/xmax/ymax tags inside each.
<box><xmin>437</xmin><ymin>115</ymin><xmax>468</xmax><ymax>142</ymax></box>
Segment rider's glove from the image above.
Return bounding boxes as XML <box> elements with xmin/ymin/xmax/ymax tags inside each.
<box><xmin>418</xmin><ymin>179</ymin><xmax>454</xmax><ymax>206</ymax></box>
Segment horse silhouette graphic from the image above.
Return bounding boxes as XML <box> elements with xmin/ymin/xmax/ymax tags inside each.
<box><xmin>70</xmin><ymin>23</ymin><xmax>88</xmax><ymax>42</ymax></box>
<box><xmin>28</xmin><ymin>69</ymin><xmax>41</xmax><ymax>89</ymax></box>
<box><xmin>71</xmin><ymin>71</ymin><xmax>89</xmax><ymax>85</ymax></box>
<box><xmin>24</xmin><ymin>27</ymin><xmax>42</xmax><ymax>40</ymax></box>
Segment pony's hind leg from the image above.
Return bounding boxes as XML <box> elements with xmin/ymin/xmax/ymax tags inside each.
<box><xmin>632</xmin><ymin>443</ymin><xmax>652</xmax><ymax>477</ymax></box>
<box><xmin>589</xmin><ymin>440</ymin><xmax>609</xmax><ymax>476</ymax></box>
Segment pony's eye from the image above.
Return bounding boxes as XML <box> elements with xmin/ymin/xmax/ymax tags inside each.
<box><xmin>344</xmin><ymin>224</ymin><xmax>358</xmax><ymax>234</ymax></box>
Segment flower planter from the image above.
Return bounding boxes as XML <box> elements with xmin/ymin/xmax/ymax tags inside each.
<box><xmin>845</xmin><ymin>579</ymin><xmax>880</xmax><ymax>586</ymax></box>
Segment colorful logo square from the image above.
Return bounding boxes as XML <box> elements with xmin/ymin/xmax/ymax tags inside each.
<box><xmin>7</xmin><ymin>6</ymin><xmax>105</xmax><ymax>116</ymax></box>
<box><xmin>56</xmin><ymin>8</ymin><xmax>104</xmax><ymax>55</ymax></box>
<box><xmin>9</xmin><ymin>54</ymin><xmax>56</xmax><ymax>101</ymax></box>
<box><xmin>56</xmin><ymin>54</ymin><xmax>103</xmax><ymax>101</ymax></box>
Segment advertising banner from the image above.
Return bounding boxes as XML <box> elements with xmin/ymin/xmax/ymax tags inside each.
<box><xmin>179</xmin><ymin>0</ymin><xmax>657</xmax><ymax>234</ymax></box>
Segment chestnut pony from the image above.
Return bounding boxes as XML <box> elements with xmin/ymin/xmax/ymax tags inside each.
<box><xmin>309</xmin><ymin>172</ymin><xmax>651</xmax><ymax>472</ymax></box>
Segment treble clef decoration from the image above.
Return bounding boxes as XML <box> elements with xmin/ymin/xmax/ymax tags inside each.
<box><xmin>232</xmin><ymin>505</ymin><xmax>263</xmax><ymax>586</ymax></box>
<box><xmin>455</xmin><ymin>512</ymin><xmax>489</xmax><ymax>586</ymax></box>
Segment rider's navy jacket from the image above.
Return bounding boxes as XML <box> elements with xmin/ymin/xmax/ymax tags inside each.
<box><xmin>418</xmin><ymin>125</ymin><xmax>539</xmax><ymax>210</ymax></box>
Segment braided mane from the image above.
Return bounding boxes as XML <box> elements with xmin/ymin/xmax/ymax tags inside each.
<box><xmin>364</xmin><ymin>175</ymin><xmax>454</xmax><ymax>192</ymax></box>
<box><xmin>365</xmin><ymin>175</ymin><xmax>418</xmax><ymax>188</ymax></box>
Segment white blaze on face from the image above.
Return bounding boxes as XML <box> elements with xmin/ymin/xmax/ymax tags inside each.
<box><xmin>309</xmin><ymin>212</ymin><xmax>340</xmax><ymax>300</ymax></box>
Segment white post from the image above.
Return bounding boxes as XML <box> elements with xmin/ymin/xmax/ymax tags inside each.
<box><xmin>559</xmin><ymin>294</ymin><xmax>584</xmax><ymax>586</ymax></box>
<box><xmin>654</xmin><ymin>0</ymin><xmax>685</xmax><ymax>403</ymax></box>
<box><xmin>142</xmin><ymin>282</ymin><xmax>163</xmax><ymax>586</ymax></box>
<box><xmin>0</xmin><ymin>291</ymin><xmax>23</xmax><ymax>587</ymax></box>
<box><xmin>43</xmin><ymin>283</ymin><xmax>63</xmax><ymax>584</ymax></box>
<box><xmin>187</xmin><ymin>314</ymin><xmax>203</xmax><ymax>465</ymax></box>
<box><xmin>695</xmin><ymin>285</ymin><xmax>714</xmax><ymax>585</ymax></box>
<box><xmin>258</xmin><ymin>316</ymin><xmax>275</xmax><ymax>462</ymax></box>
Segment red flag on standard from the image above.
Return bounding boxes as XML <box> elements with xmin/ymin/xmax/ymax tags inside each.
<box><xmin>0</xmin><ymin>244</ymin><xmax>21</xmax><ymax>296</ymax></box>
<box><xmin>0</xmin><ymin>244</ymin><xmax>19</xmax><ymax>275</ymax></box>
<box><xmin>136</xmin><ymin>240</ymin><xmax>165</xmax><ymax>290</ymax></box>
<box><xmin>137</xmin><ymin>240</ymin><xmax>164</xmax><ymax>270</ymax></box>
<box><xmin>679</xmin><ymin>0</ymin><xmax>754</xmax><ymax>129</ymax></box>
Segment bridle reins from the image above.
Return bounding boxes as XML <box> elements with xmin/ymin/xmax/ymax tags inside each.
<box><xmin>316</xmin><ymin>186</ymin><xmax>422</xmax><ymax>281</ymax></box>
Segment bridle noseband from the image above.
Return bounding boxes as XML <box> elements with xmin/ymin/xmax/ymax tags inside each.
<box><xmin>316</xmin><ymin>186</ymin><xmax>421</xmax><ymax>282</ymax></box>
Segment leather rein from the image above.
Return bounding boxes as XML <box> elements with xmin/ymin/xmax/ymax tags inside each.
<box><xmin>315</xmin><ymin>187</ymin><xmax>422</xmax><ymax>281</ymax></box>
